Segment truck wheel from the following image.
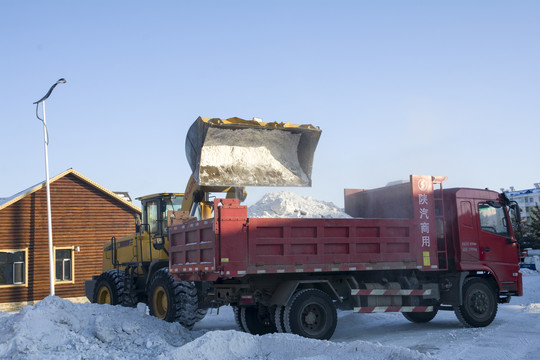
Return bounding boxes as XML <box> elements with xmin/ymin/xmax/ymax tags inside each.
<box><xmin>233</xmin><ymin>306</ymin><xmax>246</xmax><ymax>332</ymax></box>
<box><xmin>403</xmin><ymin>308</ymin><xmax>438</xmax><ymax>323</ymax></box>
<box><xmin>240</xmin><ymin>305</ymin><xmax>277</xmax><ymax>335</ymax></box>
<box><xmin>454</xmin><ymin>277</ymin><xmax>498</xmax><ymax>327</ymax></box>
<box><xmin>147</xmin><ymin>268</ymin><xmax>205</xmax><ymax>329</ymax></box>
<box><xmin>274</xmin><ymin>305</ymin><xmax>286</xmax><ymax>333</ymax></box>
<box><xmin>93</xmin><ymin>270</ymin><xmax>123</xmax><ymax>305</ymax></box>
<box><xmin>283</xmin><ymin>289</ymin><xmax>337</xmax><ymax>340</ymax></box>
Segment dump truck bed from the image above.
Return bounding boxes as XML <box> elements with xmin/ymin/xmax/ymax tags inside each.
<box><xmin>170</xmin><ymin>214</ymin><xmax>422</xmax><ymax>282</ymax></box>
<box><xmin>169</xmin><ymin>176</ymin><xmax>444</xmax><ymax>281</ymax></box>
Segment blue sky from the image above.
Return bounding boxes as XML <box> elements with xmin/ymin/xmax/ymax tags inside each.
<box><xmin>1</xmin><ymin>1</ymin><xmax>539</xmax><ymax>207</ymax></box>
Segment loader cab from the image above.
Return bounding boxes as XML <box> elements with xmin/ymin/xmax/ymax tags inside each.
<box><xmin>137</xmin><ymin>193</ymin><xmax>184</xmax><ymax>237</ymax></box>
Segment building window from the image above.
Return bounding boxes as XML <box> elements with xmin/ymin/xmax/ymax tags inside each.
<box><xmin>0</xmin><ymin>250</ymin><xmax>27</xmax><ymax>286</ymax></box>
<box><xmin>55</xmin><ymin>248</ymin><xmax>74</xmax><ymax>282</ymax></box>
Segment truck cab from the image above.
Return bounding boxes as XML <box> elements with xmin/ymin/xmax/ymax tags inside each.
<box><xmin>444</xmin><ymin>188</ymin><xmax>522</xmax><ymax>296</ymax></box>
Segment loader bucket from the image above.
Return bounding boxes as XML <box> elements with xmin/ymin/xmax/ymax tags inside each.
<box><xmin>185</xmin><ymin>117</ymin><xmax>322</xmax><ymax>187</ymax></box>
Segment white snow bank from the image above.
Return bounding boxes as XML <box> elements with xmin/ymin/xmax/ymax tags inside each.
<box><xmin>0</xmin><ymin>296</ymin><xmax>195</xmax><ymax>360</ymax></box>
<box><xmin>0</xmin><ymin>298</ymin><xmax>432</xmax><ymax>360</ymax></box>
<box><xmin>166</xmin><ymin>330</ymin><xmax>433</xmax><ymax>360</ymax></box>
<box><xmin>248</xmin><ymin>191</ymin><xmax>351</xmax><ymax>218</ymax></box>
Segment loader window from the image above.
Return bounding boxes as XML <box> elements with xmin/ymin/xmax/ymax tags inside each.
<box><xmin>162</xmin><ymin>196</ymin><xmax>184</xmax><ymax>234</ymax></box>
<box><xmin>164</xmin><ymin>196</ymin><xmax>183</xmax><ymax>213</ymax></box>
<box><xmin>478</xmin><ymin>203</ymin><xmax>508</xmax><ymax>236</ymax></box>
<box><xmin>145</xmin><ymin>200</ymin><xmax>159</xmax><ymax>234</ymax></box>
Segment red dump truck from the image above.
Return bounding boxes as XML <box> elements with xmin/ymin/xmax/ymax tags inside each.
<box><xmin>166</xmin><ymin>175</ymin><xmax>522</xmax><ymax>340</ymax></box>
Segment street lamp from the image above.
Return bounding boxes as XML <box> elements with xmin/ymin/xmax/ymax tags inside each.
<box><xmin>34</xmin><ymin>78</ymin><xmax>66</xmax><ymax>296</ymax></box>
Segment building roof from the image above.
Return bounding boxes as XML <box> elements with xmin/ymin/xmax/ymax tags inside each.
<box><xmin>0</xmin><ymin>168</ymin><xmax>141</xmax><ymax>213</ymax></box>
<box><xmin>505</xmin><ymin>188</ymin><xmax>540</xmax><ymax>197</ymax></box>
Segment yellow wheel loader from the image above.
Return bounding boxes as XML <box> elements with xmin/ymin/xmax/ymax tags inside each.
<box><xmin>85</xmin><ymin>116</ymin><xmax>321</xmax><ymax>329</ymax></box>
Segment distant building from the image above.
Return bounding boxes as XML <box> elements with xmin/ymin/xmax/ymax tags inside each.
<box><xmin>0</xmin><ymin>169</ymin><xmax>140</xmax><ymax>311</ymax></box>
<box><xmin>502</xmin><ymin>183</ymin><xmax>540</xmax><ymax>222</ymax></box>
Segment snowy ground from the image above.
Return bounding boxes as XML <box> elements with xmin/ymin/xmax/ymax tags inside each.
<box><xmin>0</xmin><ymin>270</ymin><xmax>538</xmax><ymax>360</ymax></box>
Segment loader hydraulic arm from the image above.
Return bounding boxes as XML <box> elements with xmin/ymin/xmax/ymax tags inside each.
<box><xmin>180</xmin><ymin>174</ymin><xmax>246</xmax><ymax>220</ymax></box>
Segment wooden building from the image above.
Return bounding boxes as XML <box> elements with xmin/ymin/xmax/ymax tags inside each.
<box><xmin>0</xmin><ymin>169</ymin><xmax>140</xmax><ymax>311</ymax></box>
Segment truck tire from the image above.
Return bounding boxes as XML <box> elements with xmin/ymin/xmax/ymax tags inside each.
<box><xmin>454</xmin><ymin>277</ymin><xmax>498</xmax><ymax>327</ymax></box>
<box><xmin>233</xmin><ymin>306</ymin><xmax>246</xmax><ymax>332</ymax></box>
<box><xmin>93</xmin><ymin>270</ymin><xmax>124</xmax><ymax>305</ymax></box>
<box><xmin>283</xmin><ymin>289</ymin><xmax>337</xmax><ymax>340</ymax></box>
<box><xmin>240</xmin><ymin>305</ymin><xmax>277</xmax><ymax>335</ymax></box>
<box><xmin>403</xmin><ymin>308</ymin><xmax>438</xmax><ymax>323</ymax></box>
<box><xmin>147</xmin><ymin>268</ymin><xmax>206</xmax><ymax>329</ymax></box>
<box><xmin>274</xmin><ymin>305</ymin><xmax>286</xmax><ymax>333</ymax></box>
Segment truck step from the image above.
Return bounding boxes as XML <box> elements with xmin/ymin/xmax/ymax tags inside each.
<box><xmin>351</xmin><ymin>289</ymin><xmax>432</xmax><ymax>296</ymax></box>
<box><xmin>353</xmin><ymin>306</ymin><xmax>433</xmax><ymax>313</ymax></box>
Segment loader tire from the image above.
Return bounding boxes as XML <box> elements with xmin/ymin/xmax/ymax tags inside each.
<box><xmin>454</xmin><ymin>277</ymin><xmax>498</xmax><ymax>328</ymax></box>
<box><xmin>240</xmin><ymin>305</ymin><xmax>276</xmax><ymax>335</ymax></box>
<box><xmin>148</xmin><ymin>268</ymin><xmax>206</xmax><ymax>329</ymax></box>
<box><xmin>283</xmin><ymin>289</ymin><xmax>337</xmax><ymax>340</ymax></box>
<box><xmin>93</xmin><ymin>270</ymin><xmax>124</xmax><ymax>305</ymax></box>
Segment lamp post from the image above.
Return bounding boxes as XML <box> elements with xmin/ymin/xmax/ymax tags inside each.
<box><xmin>34</xmin><ymin>78</ymin><xmax>66</xmax><ymax>296</ymax></box>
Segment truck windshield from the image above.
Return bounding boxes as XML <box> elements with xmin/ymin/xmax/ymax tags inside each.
<box><xmin>478</xmin><ymin>203</ymin><xmax>509</xmax><ymax>236</ymax></box>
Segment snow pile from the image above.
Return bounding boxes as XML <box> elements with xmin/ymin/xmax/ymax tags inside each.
<box><xmin>168</xmin><ymin>330</ymin><xmax>433</xmax><ymax>360</ymax></box>
<box><xmin>0</xmin><ymin>297</ymin><xmax>194</xmax><ymax>360</ymax></box>
<box><xmin>199</xmin><ymin>128</ymin><xmax>309</xmax><ymax>186</ymax></box>
<box><xmin>0</xmin><ymin>299</ymin><xmax>432</xmax><ymax>360</ymax></box>
<box><xmin>520</xmin><ymin>268</ymin><xmax>540</xmax><ymax>314</ymax></box>
<box><xmin>248</xmin><ymin>191</ymin><xmax>351</xmax><ymax>218</ymax></box>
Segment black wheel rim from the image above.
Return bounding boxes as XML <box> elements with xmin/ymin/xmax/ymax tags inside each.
<box><xmin>469</xmin><ymin>289</ymin><xmax>489</xmax><ymax>315</ymax></box>
<box><xmin>301</xmin><ymin>303</ymin><xmax>326</xmax><ymax>335</ymax></box>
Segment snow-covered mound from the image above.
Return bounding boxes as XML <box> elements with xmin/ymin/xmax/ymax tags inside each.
<box><xmin>0</xmin><ymin>297</ymin><xmax>195</xmax><ymax>359</ymax></box>
<box><xmin>248</xmin><ymin>191</ymin><xmax>351</xmax><ymax>218</ymax></box>
<box><xmin>167</xmin><ymin>330</ymin><xmax>433</xmax><ymax>360</ymax></box>
<box><xmin>0</xmin><ymin>298</ymin><xmax>432</xmax><ymax>360</ymax></box>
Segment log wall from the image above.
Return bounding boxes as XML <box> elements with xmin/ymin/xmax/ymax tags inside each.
<box><xmin>0</xmin><ymin>174</ymin><xmax>140</xmax><ymax>304</ymax></box>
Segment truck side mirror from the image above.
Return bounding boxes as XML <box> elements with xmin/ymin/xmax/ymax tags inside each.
<box><xmin>509</xmin><ymin>202</ymin><xmax>522</xmax><ymax>240</ymax></box>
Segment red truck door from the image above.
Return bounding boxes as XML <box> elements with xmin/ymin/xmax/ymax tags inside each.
<box><xmin>475</xmin><ymin>201</ymin><xmax>520</xmax><ymax>282</ymax></box>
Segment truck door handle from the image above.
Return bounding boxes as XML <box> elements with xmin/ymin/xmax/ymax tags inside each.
<box><xmin>481</xmin><ymin>247</ymin><xmax>491</xmax><ymax>252</ymax></box>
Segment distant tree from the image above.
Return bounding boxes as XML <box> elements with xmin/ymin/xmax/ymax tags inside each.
<box><xmin>519</xmin><ymin>206</ymin><xmax>540</xmax><ymax>250</ymax></box>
